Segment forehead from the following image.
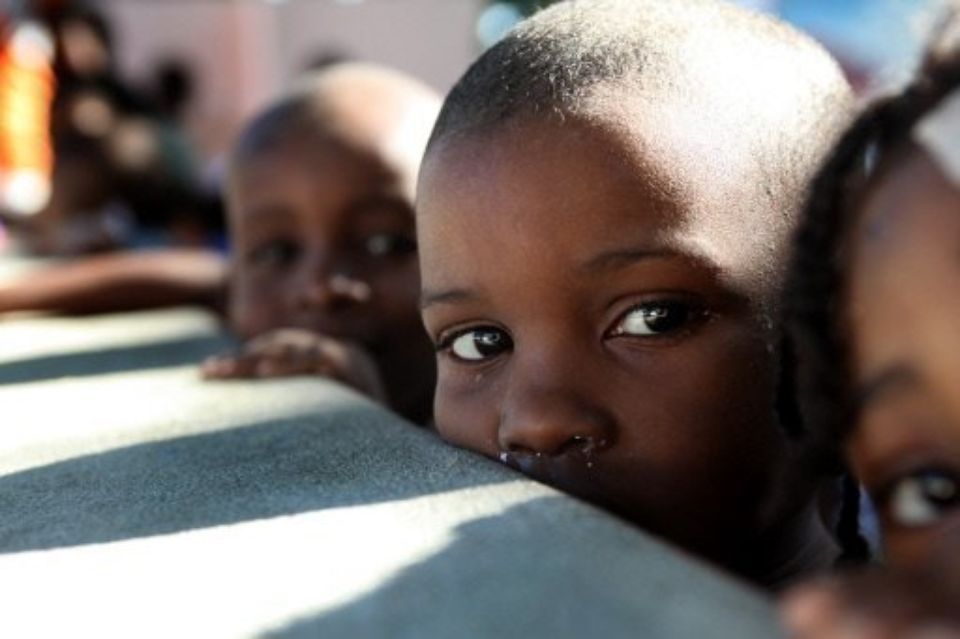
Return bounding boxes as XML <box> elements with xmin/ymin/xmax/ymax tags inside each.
<box><xmin>418</xmin><ymin>112</ymin><xmax>782</xmax><ymax>298</ymax></box>
<box><xmin>852</xmin><ymin>148</ymin><xmax>960</xmax><ymax>274</ymax></box>
<box><xmin>227</xmin><ymin>138</ymin><xmax>412</xmax><ymax>223</ymax></box>
<box><xmin>848</xmin><ymin>149</ymin><xmax>960</xmax><ymax>363</ymax></box>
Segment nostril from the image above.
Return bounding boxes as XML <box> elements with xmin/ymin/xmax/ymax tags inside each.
<box><xmin>564</xmin><ymin>434</ymin><xmax>592</xmax><ymax>454</ymax></box>
<box><xmin>505</xmin><ymin>442</ymin><xmax>535</xmax><ymax>456</ymax></box>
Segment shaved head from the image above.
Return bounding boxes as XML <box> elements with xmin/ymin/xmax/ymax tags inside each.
<box><xmin>231</xmin><ymin>62</ymin><xmax>441</xmax><ymax>197</ymax></box>
<box><xmin>425</xmin><ymin>0</ymin><xmax>854</xmax><ymax>296</ymax></box>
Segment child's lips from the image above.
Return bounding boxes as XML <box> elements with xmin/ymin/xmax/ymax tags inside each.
<box><xmin>498</xmin><ymin>449</ymin><xmax>602</xmax><ymax>490</ymax></box>
<box><xmin>497</xmin><ymin>450</ymin><xmax>645</xmax><ymax>528</ymax></box>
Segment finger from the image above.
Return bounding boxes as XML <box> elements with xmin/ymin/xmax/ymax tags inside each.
<box><xmin>201</xmin><ymin>354</ymin><xmax>243</xmax><ymax>379</ymax></box>
<box><xmin>251</xmin><ymin>347</ymin><xmax>334</xmax><ymax>378</ymax></box>
<box><xmin>780</xmin><ymin>586</ymin><xmax>895</xmax><ymax>639</ymax></box>
<box><xmin>253</xmin><ymin>356</ymin><xmax>310</xmax><ymax>378</ymax></box>
<box><xmin>203</xmin><ymin>350</ymin><xmax>263</xmax><ymax>379</ymax></box>
<box><xmin>782</xmin><ymin>586</ymin><xmax>844</xmax><ymax>638</ymax></box>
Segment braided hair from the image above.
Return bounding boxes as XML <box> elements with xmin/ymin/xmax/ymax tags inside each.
<box><xmin>784</xmin><ymin>29</ymin><xmax>960</xmax><ymax>565</ymax></box>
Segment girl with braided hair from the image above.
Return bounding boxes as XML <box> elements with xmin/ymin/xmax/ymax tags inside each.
<box><xmin>781</xmin><ymin>8</ymin><xmax>960</xmax><ymax>636</ymax></box>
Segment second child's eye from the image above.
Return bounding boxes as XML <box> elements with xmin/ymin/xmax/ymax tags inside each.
<box><xmin>443</xmin><ymin>328</ymin><xmax>513</xmax><ymax>362</ymax></box>
<box><xmin>248</xmin><ymin>239</ymin><xmax>300</xmax><ymax>268</ymax></box>
<box><xmin>610</xmin><ymin>301</ymin><xmax>701</xmax><ymax>337</ymax></box>
<box><xmin>884</xmin><ymin>470</ymin><xmax>959</xmax><ymax>528</ymax></box>
<box><xmin>365</xmin><ymin>233</ymin><xmax>417</xmax><ymax>258</ymax></box>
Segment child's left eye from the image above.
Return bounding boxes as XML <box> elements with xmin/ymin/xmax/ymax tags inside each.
<box><xmin>609</xmin><ymin>301</ymin><xmax>702</xmax><ymax>337</ymax></box>
<box><xmin>364</xmin><ymin>233</ymin><xmax>417</xmax><ymax>258</ymax></box>
<box><xmin>882</xmin><ymin>470</ymin><xmax>959</xmax><ymax>528</ymax></box>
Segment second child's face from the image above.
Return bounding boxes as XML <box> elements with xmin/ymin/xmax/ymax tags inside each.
<box><xmin>847</xmin><ymin>149</ymin><xmax>960</xmax><ymax>572</ymax></box>
<box><xmin>228</xmin><ymin>140</ymin><xmax>434</xmax><ymax>415</ymax></box>
<box><xmin>418</xmin><ymin>117</ymin><xmax>811</xmax><ymax>575</ymax></box>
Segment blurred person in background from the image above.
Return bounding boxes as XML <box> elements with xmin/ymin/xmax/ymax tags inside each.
<box><xmin>1</xmin><ymin>0</ymin><xmax>216</xmax><ymax>256</ymax></box>
<box><xmin>0</xmin><ymin>3</ymin><xmax>55</xmax><ymax>232</ymax></box>
<box><xmin>0</xmin><ymin>63</ymin><xmax>440</xmax><ymax>425</ymax></box>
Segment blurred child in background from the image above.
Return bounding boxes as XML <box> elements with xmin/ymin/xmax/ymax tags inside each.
<box><xmin>0</xmin><ymin>63</ymin><xmax>440</xmax><ymax>425</ymax></box>
<box><xmin>782</xmin><ymin>8</ymin><xmax>960</xmax><ymax>636</ymax></box>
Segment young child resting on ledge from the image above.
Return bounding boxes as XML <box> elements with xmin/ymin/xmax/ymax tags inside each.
<box><xmin>0</xmin><ymin>63</ymin><xmax>440</xmax><ymax>425</ymax></box>
<box><xmin>416</xmin><ymin>0</ymin><xmax>854</xmax><ymax>589</ymax></box>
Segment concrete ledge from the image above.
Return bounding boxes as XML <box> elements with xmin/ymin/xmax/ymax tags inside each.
<box><xmin>0</xmin><ymin>309</ymin><xmax>783</xmax><ymax>638</ymax></box>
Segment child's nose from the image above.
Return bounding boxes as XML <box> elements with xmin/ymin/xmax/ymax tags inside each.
<box><xmin>498</xmin><ymin>382</ymin><xmax>614</xmax><ymax>458</ymax></box>
<box><xmin>295</xmin><ymin>256</ymin><xmax>371</xmax><ymax>311</ymax></box>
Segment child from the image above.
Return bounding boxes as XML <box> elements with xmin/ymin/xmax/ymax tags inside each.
<box><xmin>0</xmin><ymin>63</ymin><xmax>440</xmax><ymax>425</ymax></box>
<box><xmin>780</xmin><ymin>14</ymin><xmax>960</xmax><ymax>637</ymax></box>
<box><xmin>415</xmin><ymin>0</ymin><xmax>854</xmax><ymax>588</ymax></box>
<box><xmin>203</xmin><ymin>62</ymin><xmax>440</xmax><ymax>424</ymax></box>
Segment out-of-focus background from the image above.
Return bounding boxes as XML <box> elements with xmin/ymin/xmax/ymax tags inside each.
<box><xmin>99</xmin><ymin>0</ymin><xmax>951</xmax><ymax>160</ymax></box>
<box><xmin>0</xmin><ymin>0</ymin><xmax>947</xmax><ymax>253</ymax></box>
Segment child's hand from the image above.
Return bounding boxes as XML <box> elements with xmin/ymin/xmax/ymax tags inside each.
<box><xmin>780</xmin><ymin>569</ymin><xmax>960</xmax><ymax>639</ymax></box>
<box><xmin>201</xmin><ymin>328</ymin><xmax>387</xmax><ymax>402</ymax></box>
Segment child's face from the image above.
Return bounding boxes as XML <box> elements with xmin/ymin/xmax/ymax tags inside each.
<box><xmin>846</xmin><ymin>148</ymin><xmax>960</xmax><ymax>572</ymax></box>
<box><xmin>418</xmin><ymin>117</ymin><xmax>817</xmax><ymax>576</ymax></box>
<box><xmin>228</xmin><ymin>139</ymin><xmax>434</xmax><ymax>414</ymax></box>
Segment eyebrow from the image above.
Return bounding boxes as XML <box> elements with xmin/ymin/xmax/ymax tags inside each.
<box><xmin>855</xmin><ymin>364</ymin><xmax>918</xmax><ymax>412</ymax></box>
<box><xmin>420</xmin><ymin>246</ymin><xmax>680</xmax><ymax>310</ymax></box>
<box><xmin>420</xmin><ymin>288</ymin><xmax>477</xmax><ymax>311</ymax></box>
<box><xmin>579</xmin><ymin>246</ymin><xmax>679</xmax><ymax>274</ymax></box>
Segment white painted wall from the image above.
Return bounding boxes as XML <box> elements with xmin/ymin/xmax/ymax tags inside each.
<box><xmin>99</xmin><ymin>0</ymin><xmax>484</xmax><ymax>157</ymax></box>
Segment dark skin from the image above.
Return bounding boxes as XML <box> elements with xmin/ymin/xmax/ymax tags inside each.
<box><xmin>203</xmin><ymin>137</ymin><xmax>436</xmax><ymax>424</ymax></box>
<box><xmin>782</xmin><ymin>149</ymin><xmax>960</xmax><ymax>638</ymax></box>
<box><xmin>418</xmin><ymin>113</ymin><xmax>837</xmax><ymax>588</ymax></box>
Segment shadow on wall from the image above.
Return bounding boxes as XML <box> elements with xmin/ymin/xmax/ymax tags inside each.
<box><xmin>0</xmin><ymin>335</ymin><xmax>234</xmax><ymax>386</ymax></box>
<box><xmin>266</xmin><ymin>497</ymin><xmax>779</xmax><ymax>639</ymax></box>
<box><xmin>0</xmin><ymin>407</ymin><xmax>515</xmax><ymax>554</ymax></box>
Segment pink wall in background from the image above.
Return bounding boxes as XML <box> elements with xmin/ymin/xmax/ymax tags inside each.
<box><xmin>100</xmin><ymin>0</ymin><xmax>483</xmax><ymax>158</ymax></box>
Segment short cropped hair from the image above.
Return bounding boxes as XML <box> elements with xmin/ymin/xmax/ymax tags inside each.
<box><xmin>429</xmin><ymin>0</ymin><xmax>853</xmax><ymax>220</ymax></box>
<box><xmin>231</xmin><ymin>62</ymin><xmax>438</xmax><ymax>170</ymax></box>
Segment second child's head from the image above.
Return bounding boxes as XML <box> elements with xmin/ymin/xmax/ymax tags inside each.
<box><xmin>787</xmin><ymin>44</ymin><xmax>960</xmax><ymax>573</ymax></box>
<box><xmin>225</xmin><ymin>63</ymin><xmax>440</xmax><ymax>422</ymax></box>
<box><xmin>417</xmin><ymin>0</ymin><xmax>853</xmax><ymax>587</ymax></box>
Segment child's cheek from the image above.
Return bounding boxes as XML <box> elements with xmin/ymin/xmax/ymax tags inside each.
<box><xmin>229</xmin><ymin>275</ymin><xmax>285</xmax><ymax>339</ymax></box>
<box><xmin>434</xmin><ymin>368</ymin><xmax>501</xmax><ymax>456</ymax></box>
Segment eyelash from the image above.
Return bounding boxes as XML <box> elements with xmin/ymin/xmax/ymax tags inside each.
<box><xmin>605</xmin><ymin>298</ymin><xmax>709</xmax><ymax>341</ymax></box>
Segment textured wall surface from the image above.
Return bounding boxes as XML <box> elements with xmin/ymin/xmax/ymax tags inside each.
<box><xmin>0</xmin><ymin>305</ymin><xmax>782</xmax><ymax>638</ymax></box>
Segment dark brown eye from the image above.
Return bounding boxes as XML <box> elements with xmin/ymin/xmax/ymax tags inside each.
<box><xmin>612</xmin><ymin>301</ymin><xmax>697</xmax><ymax>337</ymax></box>
<box><xmin>364</xmin><ymin>233</ymin><xmax>417</xmax><ymax>257</ymax></box>
<box><xmin>444</xmin><ymin>327</ymin><xmax>513</xmax><ymax>362</ymax></box>
<box><xmin>248</xmin><ymin>239</ymin><xmax>300</xmax><ymax>268</ymax></box>
<box><xmin>884</xmin><ymin>470</ymin><xmax>959</xmax><ymax>528</ymax></box>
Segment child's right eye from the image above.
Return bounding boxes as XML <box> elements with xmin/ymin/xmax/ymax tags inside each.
<box><xmin>880</xmin><ymin>469</ymin><xmax>959</xmax><ymax>529</ymax></box>
<box><xmin>248</xmin><ymin>239</ymin><xmax>300</xmax><ymax>268</ymax></box>
<box><xmin>439</xmin><ymin>327</ymin><xmax>513</xmax><ymax>362</ymax></box>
